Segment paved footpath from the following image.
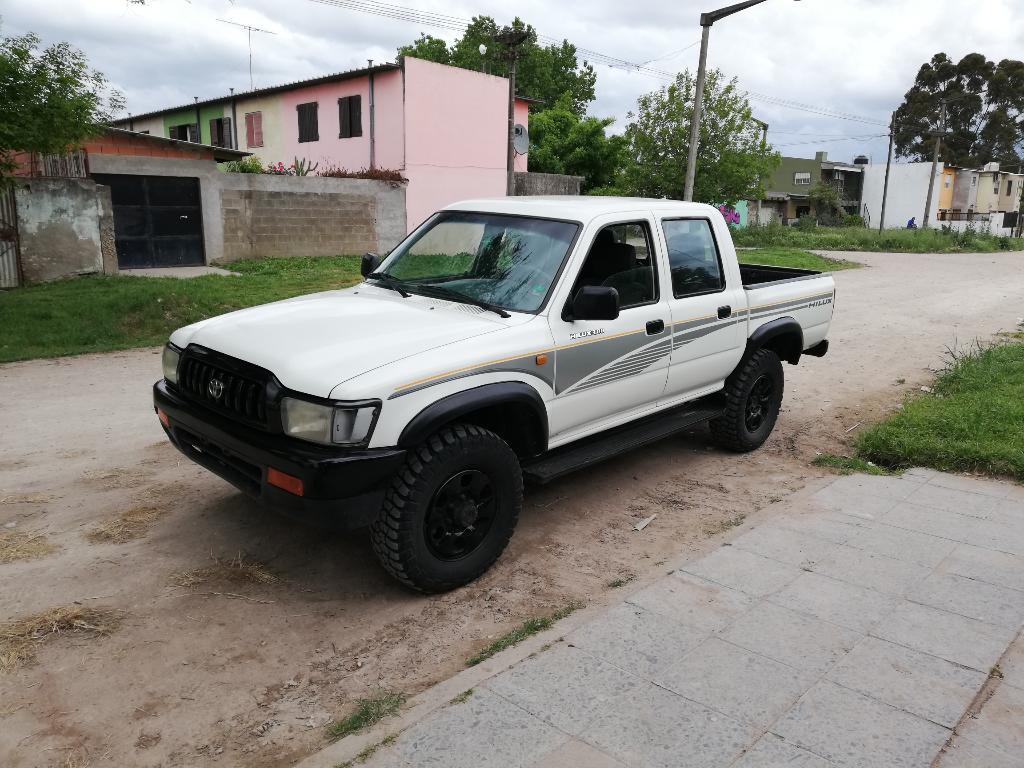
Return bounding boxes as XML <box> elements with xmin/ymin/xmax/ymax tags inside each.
<box><xmin>321</xmin><ymin>469</ymin><xmax>1024</xmax><ymax>768</ymax></box>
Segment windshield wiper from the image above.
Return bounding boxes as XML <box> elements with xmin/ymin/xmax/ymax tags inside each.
<box><xmin>412</xmin><ymin>284</ymin><xmax>511</xmax><ymax>318</ymax></box>
<box><xmin>366</xmin><ymin>272</ymin><xmax>411</xmax><ymax>298</ymax></box>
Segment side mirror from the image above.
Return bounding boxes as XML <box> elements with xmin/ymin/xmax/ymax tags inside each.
<box><xmin>360</xmin><ymin>252</ymin><xmax>381</xmax><ymax>277</ymax></box>
<box><xmin>572</xmin><ymin>286</ymin><xmax>620</xmax><ymax>321</ymax></box>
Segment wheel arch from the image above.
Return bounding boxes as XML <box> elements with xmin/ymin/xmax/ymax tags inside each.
<box><xmin>746</xmin><ymin>317</ymin><xmax>804</xmax><ymax>365</ymax></box>
<box><xmin>398</xmin><ymin>382</ymin><xmax>549</xmax><ymax>457</ymax></box>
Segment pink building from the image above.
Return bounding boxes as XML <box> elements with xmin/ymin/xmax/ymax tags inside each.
<box><xmin>119</xmin><ymin>57</ymin><xmax>531</xmax><ymax>232</ymax></box>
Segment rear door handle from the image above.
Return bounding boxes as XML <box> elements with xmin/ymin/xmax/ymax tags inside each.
<box><xmin>718</xmin><ymin>305</ymin><xmax>732</xmax><ymax>319</ymax></box>
<box><xmin>646</xmin><ymin>319</ymin><xmax>665</xmax><ymax>335</ymax></box>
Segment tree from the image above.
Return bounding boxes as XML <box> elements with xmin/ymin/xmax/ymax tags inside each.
<box><xmin>526</xmin><ymin>96</ymin><xmax>625</xmax><ymax>192</ymax></box>
<box><xmin>397</xmin><ymin>16</ymin><xmax>596</xmax><ymax>115</ymax></box>
<box><xmin>0</xmin><ymin>30</ymin><xmax>122</xmax><ymax>180</ymax></box>
<box><xmin>618</xmin><ymin>70</ymin><xmax>779</xmax><ymax>205</ymax></box>
<box><xmin>894</xmin><ymin>52</ymin><xmax>1024</xmax><ymax>168</ymax></box>
<box><xmin>807</xmin><ymin>182</ymin><xmax>842</xmax><ymax>224</ymax></box>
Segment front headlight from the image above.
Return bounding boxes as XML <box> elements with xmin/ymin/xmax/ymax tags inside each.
<box><xmin>281</xmin><ymin>397</ymin><xmax>379</xmax><ymax>446</ymax></box>
<box><xmin>162</xmin><ymin>344</ymin><xmax>181</xmax><ymax>384</ymax></box>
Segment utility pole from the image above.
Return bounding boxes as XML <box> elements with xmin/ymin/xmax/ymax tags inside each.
<box><xmin>922</xmin><ymin>100</ymin><xmax>949</xmax><ymax>229</ymax></box>
<box><xmin>494</xmin><ymin>28</ymin><xmax>529</xmax><ymax>197</ymax></box>
<box><xmin>752</xmin><ymin>118</ymin><xmax>768</xmax><ymax>225</ymax></box>
<box><xmin>878</xmin><ymin>112</ymin><xmax>896</xmax><ymax>232</ymax></box>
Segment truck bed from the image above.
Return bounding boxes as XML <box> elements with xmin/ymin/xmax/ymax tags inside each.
<box><xmin>739</xmin><ymin>262</ymin><xmax>823</xmax><ymax>289</ymax></box>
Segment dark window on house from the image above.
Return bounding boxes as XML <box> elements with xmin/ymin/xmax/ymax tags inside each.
<box><xmin>297</xmin><ymin>102</ymin><xmax>319</xmax><ymax>143</ymax></box>
<box><xmin>169</xmin><ymin>123</ymin><xmax>197</xmax><ymax>142</ymax></box>
<box><xmin>338</xmin><ymin>95</ymin><xmax>362</xmax><ymax>138</ymax></box>
<box><xmin>209</xmin><ymin>117</ymin><xmax>233</xmax><ymax>148</ymax></box>
<box><xmin>1008</xmin><ymin>180</ymin><xmax>1014</xmax><ymax>196</ymax></box>
<box><xmin>793</xmin><ymin>171</ymin><xmax>811</xmax><ymax>186</ymax></box>
<box><xmin>244</xmin><ymin>111</ymin><xmax>264</xmax><ymax>147</ymax></box>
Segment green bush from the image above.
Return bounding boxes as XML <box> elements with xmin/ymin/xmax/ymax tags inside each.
<box><xmin>796</xmin><ymin>216</ymin><xmax>817</xmax><ymax>231</ymax></box>
<box><xmin>842</xmin><ymin>214</ymin><xmax>866</xmax><ymax>228</ymax></box>
<box><xmin>220</xmin><ymin>156</ymin><xmax>263</xmax><ymax>173</ymax></box>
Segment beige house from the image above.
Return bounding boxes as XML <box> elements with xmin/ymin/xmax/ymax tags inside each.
<box><xmin>974</xmin><ymin>163</ymin><xmax>1023</xmax><ymax>214</ymax></box>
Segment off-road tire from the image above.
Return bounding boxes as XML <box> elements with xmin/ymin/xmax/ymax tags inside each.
<box><xmin>709</xmin><ymin>348</ymin><xmax>784</xmax><ymax>452</ymax></box>
<box><xmin>370</xmin><ymin>424</ymin><xmax>522</xmax><ymax>593</ymax></box>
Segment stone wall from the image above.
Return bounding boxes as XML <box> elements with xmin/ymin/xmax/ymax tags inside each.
<box><xmin>513</xmin><ymin>172</ymin><xmax>584</xmax><ymax>197</ymax></box>
<box><xmin>13</xmin><ymin>178</ymin><xmax>112</xmax><ymax>284</ymax></box>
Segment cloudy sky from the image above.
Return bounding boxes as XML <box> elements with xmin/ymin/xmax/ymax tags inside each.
<box><xmin>3</xmin><ymin>0</ymin><xmax>1023</xmax><ymax>164</ymax></box>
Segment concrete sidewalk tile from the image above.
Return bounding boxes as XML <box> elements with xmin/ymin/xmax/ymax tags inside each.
<box><xmin>772</xmin><ymin>681</ymin><xmax>950</xmax><ymax>768</ymax></box>
<box><xmin>909</xmin><ymin>572</ymin><xmax>1024</xmax><ymax>630</ymax></box>
<box><xmin>389</xmin><ymin>687</ymin><xmax>568</xmax><ymax>768</ymax></box>
<box><xmin>998</xmin><ymin>638</ymin><xmax>1024</xmax><ymax>689</ymax></box>
<box><xmin>844</xmin><ymin>521</ymin><xmax>957</xmax><ymax>568</ymax></box>
<box><xmin>566</xmin><ymin>602</ymin><xmax>707</xmax><ymax>680</ymax></box>
<box><xmin>810</xmin><ymin>543</ymin><xmax>931</xmax><ymax>596</ymax></box>
<box><xmin>826</xmin><ymin>636</ymin><xmax>985</xmax><ymax>727</ymax></box>
<box><xmin>529</xmin><ymin>738</ymin><xmax>623</xmax><ymax>768</ymax></box>
<box><xmin>905</xmin><ymin>483</ymin><xmax>1001</xmax><ymax>518</ymax></box>
<box><xmin>769</xmin><ymin>572</ymin><xmax>900</xmax><ymax>633</ymax></box>
<box><xmin>810</xmin><ymin>484</ymin><xmax>900</xmax><ymax>520</ymax></box>
<box><xmin>884</xmin><ymin>502</ymin><xmax>978</xmax><ymax>542</ymax></box>
<box><xmin>940</xmin><ymin>544</ymin><xmax>1024</xmax><ymax>593</ymax></box>
<box><xmin>922</xmin><ymin>471</ymin><xmax>1015</xmax><ymax>500</ymax></box>
<box><xmin>774</xmin><ymin>511</ymin><xmax>873</xmax><ymax>544</ymax></box>
<box><xmin>483</xmin><ymin>643</ymin><xmax>639</xmax><ymax>737</ymax></box>
<box><xmin>828</xmin><ymin>473</ymin><xmax>924</xmax><ymax>501</ymax></box>
<box><xmin>871</xmin><ymin>600</ymin><xmax>1017</xmax><ymax>672</ymax></box>
<box><xmin>733</xmin><ymin>734</ymin><xmax>835</xmax><ymax>767</ymax></box>
<box><xmin>682</xmin><ymin>545</ymin><xmax>803</xmax><ymax>598</ymax></box>
<box><xmin>626</xmin><ymin>572</ymin><xmax>756</xmax><ymax>633</ymax></box>
<box><xmin>719</xmin><ymin>601</ymin><xmax>863</xmax><ymax>679</ymax></box>
<box><xmin>583</xmin><ymin>680</ymin><xmax>755</xmax><ymax>768</ymax></box>
<box><xmin>656</xmin><ymin>637</ymin><xmax>808</xmax><ymax>727</ymax></box>
<box><xmin>730</xmin><ymin>525</ymin><xmax>839</xmax><ymax>569</ymax></box>
<box><xmin>936</xmin><ymin>734</ymin><xmax>1021</xmax><ymax>768</ymax></box>
<box><xmin>955</xmin><ymin>681</ymin><xmax>1024</xmax><ymax>757</ymax></box>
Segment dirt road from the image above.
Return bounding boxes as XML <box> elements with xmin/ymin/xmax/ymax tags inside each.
<box><xmin>2</xmin><ymin>251</ymin><xmax>1022</xmax><ymax>767</ymax></box>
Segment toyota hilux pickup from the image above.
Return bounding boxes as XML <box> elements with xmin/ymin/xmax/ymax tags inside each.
<box><xmin>154</xmin><ymin>197</ymin><xmax>835</xmax><ymax>592</ymax></box>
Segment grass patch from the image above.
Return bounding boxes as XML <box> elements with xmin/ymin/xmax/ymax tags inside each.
<box><xmin>0</xmin><ymin>530</ymin><xmax>57</xmax><ymax>564</ymax></box>
<box><xmin>86</xmin><ymin>505</ymin><xmax>168</xmax><ymax>544</ymax></box>
<box><xmin>327</xmin><ymin>691</ymin><xmax>405</xmax><ymax>741</ymax></box>
<box><xmin>171</xmin><ymin>552</ymin><xmax>278</xmax><ymax>587</ymax></box>
<box><xmin>739</xmin><ymin>247</ymin><xmax>861</xmax><ymax>271</ymax></box>
<box><xmin>1</xmin><ymin>605</ymin><xmax>121</xmax><ymax>672</ymax></box>
<box><xmin>448</xmin><ymin>689</ymin><xmax>474</xmax><ymax>705</ymax></box>
<box><xmin>812</xmin><ymin>454</ymin><xmax>894</xmax><ymax>476</ymax></box>
<box><xmin>466</xmin><ymin>602</ymin><xmax>583</xmax><ymax>666</ymax></box>
<box><xmin>0</xmin><ymin>255</ymin><xmax>362</xmax><ymax>363</ymax></box>
<box><xmin>856</xmin><ymin>341</ymin><xmax>1024</xmax><ymax>481</ymax></box>
<box><xmin>733</xmin><ymin>223</ymin><xmax>1021</xmax><ymax>253</ymax></box>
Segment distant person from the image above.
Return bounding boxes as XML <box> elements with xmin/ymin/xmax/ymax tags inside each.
<box><xmin>906</xmin><ymin>217</ymin><xmax>918</xmax><ymax>229</ymax></box>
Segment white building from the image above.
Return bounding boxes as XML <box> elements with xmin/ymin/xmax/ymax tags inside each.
<box><xmin>860</xmin><ymin>161</ymin><xmax>942</xmax><ymax>229</ymax></box>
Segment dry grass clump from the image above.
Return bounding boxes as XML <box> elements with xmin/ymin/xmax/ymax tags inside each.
<box><xmin>172</xmin><ymin>552</ymin><xmax>279</xmax><ymax>588</ymax></box>
<box><xmin>1</xmin><ymin>605</ymin><xmax>121</xmax><ymax>673</ymax></box>
<box><xmin>86</xmin><ymin>505</ymin><xmax>167</xmax><ymax>544</ymax></box>
<box><xmin>0</xmin><ymin>530</ymin><xmax>57</xmax><ymax>564</ymax></box>
<box><xmin>0</xmin><ymin>492</ymin><xmax>53</xmax><ymax>505</ymax></box>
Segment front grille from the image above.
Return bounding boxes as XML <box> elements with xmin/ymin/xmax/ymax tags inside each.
<box><xmin>179</xmin><ymin>353</ymin><xmax>268</xmax><ymax>426</ymax></box>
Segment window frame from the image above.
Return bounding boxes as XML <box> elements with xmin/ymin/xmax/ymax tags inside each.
<box><xmin>793</xmin><ymin>171</ymin><xmax>812</xmax><ymax>186</ymax></box>
<box><xmin>661</xmin><ymin>216</ymin><xmax>728</xmax><ymax>300</ymax></box>
<box><xmin>245</xmin><ymin>111</ymin><xmax>264</xmax><ymax>148</ymax></box>
<box><xmin>338</xmin><ymin>95</ymin><xmax>363</xmax><ymax>139</ymax></box>
<box><xmin>297</xmin><ymin>101</ymin><xmax>319</xmax><ymax>143</ymax></box>
<box><xmin>209</xmin><ymin>116</ymin><xmax>233</xmax><ymax>149</ymax></box>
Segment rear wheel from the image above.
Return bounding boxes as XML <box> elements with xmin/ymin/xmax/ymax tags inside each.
<box><xmin>710</xmin><ymin>348</ymin><xmax>784</xmax><ymax>452</ymax></box>
<box><xmin>370</xmin><ymin>424</ymin><xmax>522</xmax><ymax>593</ymax></box>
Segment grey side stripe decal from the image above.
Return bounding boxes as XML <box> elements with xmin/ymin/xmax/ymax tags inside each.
<box><xmin>568</xmin><ymin>338</ymin><xmax>673</xmax><ymax>393</ymax></box>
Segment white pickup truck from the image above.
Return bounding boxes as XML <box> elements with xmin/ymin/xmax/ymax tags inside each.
<box><xmin>154</xmin><ymin>197</ymin><xmax>834</xmax><ymax>592</ymax></box>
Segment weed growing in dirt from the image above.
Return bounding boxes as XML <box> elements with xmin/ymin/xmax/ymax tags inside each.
<box><xmin>812</xmin><ymin>455</ymin><xmax>894</xmax><ymax>476</ymax></box>
<box><xmin>335</xmin><ymin>733</ymin><xmax>399</xmax><ymax>767</ymax></box>
<box><xmin>703</xmin><ymin>514</ymin><xmax>746</xmax><ymax>536</ymax></box>
<box><xmin>86</xmin><ymin>505</ymin><xmax>167</xmax><ymax>544</ymax></box>
<box><xmin>327</xmin><ymin>691</ymin><xmax>406</xmax><ymax>741</ymax></box>
<box><xmin>448</xmin><ymin>689</ymin><xmax>474</xmax><ymax>706</ymax></box>
<box><xmin>606</xmin><ymin>574</ymin><xmax>636</xmax><ymax>589</ymax></box>
<box><xmin>171</xmin><ymin>553</ymin><xmax>278</xmax><ymax>587</ymax></box>
<box><xmin>466</xmin><ymin>602</ymin><xmax>584</xmax><ymax>667</ymax></box>
<box><xmin>1</xmin><ymin>605</ymin><xmax>121</xmax><ymax>672</ymax></box>
<box><xmin>0</xmin><ymin>530</ymin><xmax>57</xmax><ymax>563</ymax></box>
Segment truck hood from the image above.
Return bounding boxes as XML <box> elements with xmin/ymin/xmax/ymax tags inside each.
<box><xmin>170</xmin><ymin>287</ymin><xmax>510</xmax><ymax>398</ymax></box>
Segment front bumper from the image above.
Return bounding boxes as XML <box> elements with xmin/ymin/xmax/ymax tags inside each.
<box><xmin>153</xmin><ymin>380</ymin><xmax>406</xmax><ymax>529</ymax></box>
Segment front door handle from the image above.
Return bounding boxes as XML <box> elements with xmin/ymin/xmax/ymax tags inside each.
<box><xmin>718</xmin><ymin>305</ymin><xmax>732</xmax><ymax>319</ymax></box>
<box><xmin>646</xmin><ymin>319</ymin><xmax>665</xmax><ymax>335</ymax></box>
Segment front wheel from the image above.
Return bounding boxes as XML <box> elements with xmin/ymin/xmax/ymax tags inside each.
<box><xmin>370</xmin><ymin>424</ymin><xmax>522</xmax><ymax>593</ymax></box>
<box><xmin>710</xmin><ymin>348</ymin><xmax>784</xmax><ymax>452</ymax></box>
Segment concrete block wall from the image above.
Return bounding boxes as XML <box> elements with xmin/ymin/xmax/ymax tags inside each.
<box><xmin>514</xmin><ymin>172</ymin><xmax>583</xmax><ymax>196</ymax></box>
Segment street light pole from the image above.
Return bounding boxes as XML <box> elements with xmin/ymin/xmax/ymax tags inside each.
<box><xmin>683</xmin><ymin>0</ymin><xmax>799</xmax><ymax>202</ymax></box>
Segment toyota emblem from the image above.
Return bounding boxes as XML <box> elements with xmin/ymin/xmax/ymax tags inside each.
<box><xmin>207</xmin><ymin>378</ymin><xmax>225</xmax><ymax>399</ymax></box>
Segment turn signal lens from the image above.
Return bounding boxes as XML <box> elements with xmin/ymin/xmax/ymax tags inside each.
<box><xmin>157</xmin><ymin>409</ymin><xmax>170</xmax><ymax>428</ymax></box>
<box><xmin>267</xmin><ymin>467</ymin><xmax>304</xmax><ymax>496</ymax></box>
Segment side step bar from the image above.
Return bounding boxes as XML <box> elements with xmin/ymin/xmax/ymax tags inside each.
<box><xmin>522</xmin><ymin>403</ymin><xmax>723</xmax><ymax>485</ymax></box>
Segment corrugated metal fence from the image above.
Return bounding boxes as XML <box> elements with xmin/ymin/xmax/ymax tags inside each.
<box><xmin>0</xmin><ymin>185</ymin><xmax>21</xmax><ymax>288</ymax></box>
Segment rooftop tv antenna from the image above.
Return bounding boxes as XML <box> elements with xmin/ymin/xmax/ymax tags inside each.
<box><xmin>216</xmin><ymin>19</ymin><xmax>277</xmax><ymax>90</ymax></box>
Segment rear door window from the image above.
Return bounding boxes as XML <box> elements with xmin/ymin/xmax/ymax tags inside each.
<box><xmin>661</xmin><ymin>219</ymin><xmax>725</xmax><ymax>298</ymax></box>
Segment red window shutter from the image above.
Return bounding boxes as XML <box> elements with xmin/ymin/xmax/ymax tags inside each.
<box><xmin>254</xmin><ymin>111</ymin><xmax>263</xmax><ymax>147</ymax></box>
<box><xmin>245</xmin><ymin>113</ymin><xmax>255</xmax><ymax>147</ymax></box>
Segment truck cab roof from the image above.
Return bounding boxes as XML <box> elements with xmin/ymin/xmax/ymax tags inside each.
<box><xmin>443</xmin><ymin>196</ymin><xmax>720</xmax><ymax>225</ymax></box>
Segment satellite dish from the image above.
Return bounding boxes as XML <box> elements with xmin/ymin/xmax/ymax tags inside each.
<box><xmin>513</xmin><ymin>124</ymin><xmax>529</xmax><ymax>155</ymax></box>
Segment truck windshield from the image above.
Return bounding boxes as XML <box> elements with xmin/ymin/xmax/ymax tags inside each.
<box><xmin>379</xmin><ymin>212</ymin><xmax>579</xmax><ymax>313</ymax></box>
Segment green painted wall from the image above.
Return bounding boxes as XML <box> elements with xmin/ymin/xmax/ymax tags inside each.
<box><xmin>162</xmin><ymin>104</ymin><xmax>227</xmax><ymax>144</ymax></box>
<box><xmin>768</xmin><ymin>156</ymin><xmax>820</xmax><ymax>196</ymax></box>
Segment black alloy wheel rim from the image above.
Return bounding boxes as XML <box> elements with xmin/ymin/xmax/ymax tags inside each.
<box><xmin>425</xmin><ymin>470</ymin><xmax>497</xmax><ymax>561</ymax></box>
<box><xmin>745</xmin><ymin>374</ymin><xmax>774</xmax><ymax>432</ymax></box>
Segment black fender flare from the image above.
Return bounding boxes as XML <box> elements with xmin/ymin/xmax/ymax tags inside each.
<box><xmin>746</xmin><ymin>317</ymin><xmax>804</xmax><ymax>365</ymax></box>
<box><xmin>398</xmin><ymin>382</ymin><xmax>549</xmax><ymax>452</ymax></box>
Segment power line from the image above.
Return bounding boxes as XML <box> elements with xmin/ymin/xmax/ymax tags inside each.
<box><xmin>773</xmin><ymin>134</ymin><xmax>888</xmax><ymax>148</ymax></box>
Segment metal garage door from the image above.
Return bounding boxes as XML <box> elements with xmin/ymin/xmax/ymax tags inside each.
<box><xmin>93</xmin><ymin>174</ymin><xmax>204</xmax><ymax>268</ymax></box>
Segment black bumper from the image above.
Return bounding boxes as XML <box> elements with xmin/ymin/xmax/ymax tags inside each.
<box><xmin>153</xmin><ymin>380</ymin><xmax>406</xmax><ymax>529</ymax></box>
